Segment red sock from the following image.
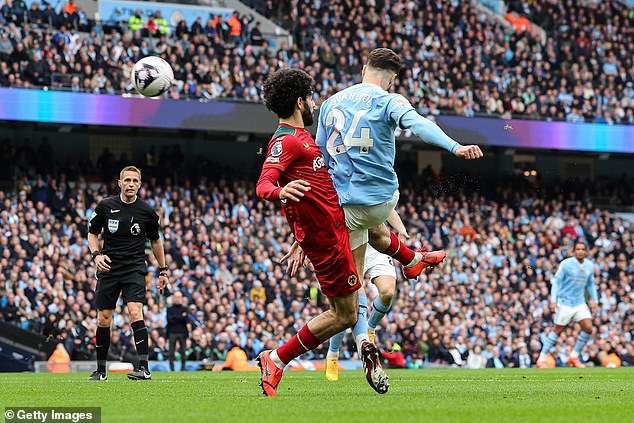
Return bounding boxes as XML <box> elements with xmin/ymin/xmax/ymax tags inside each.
<box><xmin>276</xmin><ymin>325</ymin><xmax>322</xmax><ymax>364</ymax></box>
<box><xmin>381</xmin><ymin>231</ymin><xmax>416</xmax><ymax>266</ymax></box>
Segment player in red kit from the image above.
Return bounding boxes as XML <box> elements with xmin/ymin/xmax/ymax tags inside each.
<box><xmin>256</xmin><ymin>69</ymin><xmax>389</xmax><ymax>396</ymax></box>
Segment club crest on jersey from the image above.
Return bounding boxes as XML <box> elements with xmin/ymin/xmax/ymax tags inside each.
<box><xmin>348</xmin><ymin>274</ymin><xmax>358</xmax><ymax>286</ymax></box>
<box><xmin>108</xmin><ymin>219</ymin><xmax>119</xmax><ymax>233</ymax></box>
<box><xmin>313</xmin><ymin>155</ymin><xmax>325</xmax><ymax>171</ymax></box>
<box><xmin>271</xmin><ymin>141</ymin><xmax>283</xmax><ymax>157</ymax></box>
<box><xmin>130</xmin><ymin>223</ymin><xmax>141</xmax><ymax>236</ymax></box>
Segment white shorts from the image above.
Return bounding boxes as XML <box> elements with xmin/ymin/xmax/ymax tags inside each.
<box><xmin>364</xmin><ymin>244</ymin><xmax>396</xmax><ymax>281</ymax></box>
<box><xmin>344</xmin><ymin>190</ymin><xmax>400</xmax><ymax>250</ymax></box>
<box><xmin>554</xmin><ymin>304</ymin><xmax>592</xmax><ymax>326</ymax></box>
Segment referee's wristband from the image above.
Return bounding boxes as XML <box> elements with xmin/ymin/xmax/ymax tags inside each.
<box><xmin>91</xmin><ymin>251</ymin><xmax>101</xmax><ymax>261</ymax></box>
<box><xmin>157</xmin><ymin>266</ymin><xmax>168</xmax><ymax>276</ymax></box>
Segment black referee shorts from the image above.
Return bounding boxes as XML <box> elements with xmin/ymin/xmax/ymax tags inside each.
<box><xmin>96</xmin><ymin>271</ymin><xmax>147</xmax><ymax>310</ymax></box>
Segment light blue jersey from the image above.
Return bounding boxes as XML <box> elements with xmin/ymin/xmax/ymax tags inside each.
<box><xmin>316</xmin><ymin>83</ymin><xmax>460</xmax><ymax>206</ymax></box>
<box><xmin>551</xmin><ymin>257</ymin><xmax>598</xmax><ymax>307</ymax></box>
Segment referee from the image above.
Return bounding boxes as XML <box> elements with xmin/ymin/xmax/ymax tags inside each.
<box><xmin>87</xmin><ymin>166</ymin><xmax>169</xmax><ymax>381</ymax></box>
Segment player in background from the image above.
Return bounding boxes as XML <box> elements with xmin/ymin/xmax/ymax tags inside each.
<box><xmin>87</xmin><ymin>166</ymin><xmax>169</xmax><ymax>381</ymax></box>
<box><xmin>537</xmin><ymin>242</ymin><xmax>598</xmax><ymax>368</ymax></box>
<box><xmin>255</xmin><ymin>69</ymin><xmax>389</xmax><ymax>396</ymax></box>
<box><xmin>315</xmin><ymin>48</ymin><xmax>483</xmax><ymax>291</ymax></box>
<box><xmin>284</xmin><ymin>210</ymin><xmax>406</xmax><ymax>381</ymax></box>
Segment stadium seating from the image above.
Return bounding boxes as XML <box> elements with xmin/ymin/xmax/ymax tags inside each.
<box><xmin>0</xmin><ymin>141</ymin><xmax>632</xmax><ymax>368</ymax></box>
<box><xmin>0</xmin><ymin>0</ymin><xmax>632</xmax><ymax>123</ymax></box>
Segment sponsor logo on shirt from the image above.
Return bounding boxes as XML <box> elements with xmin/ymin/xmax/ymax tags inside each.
<box><xmin>265</xmin><ymin>157</ymin><xmax>280</xmax><ymax>163</ymax></box>
<box><xmin>313</xmin><ymin>155</ymin><xmax>325</xmax><ymax>171</ymax></box>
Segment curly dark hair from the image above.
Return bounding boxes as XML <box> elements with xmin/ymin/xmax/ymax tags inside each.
<box><xmin>263</xmin><ymin>69</ymin><xmax>314</xmax><ymax>119</ymax></box>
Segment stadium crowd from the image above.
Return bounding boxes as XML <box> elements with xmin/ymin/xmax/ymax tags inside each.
<box><xmin>0</xmin><ymin>142</ymin><xmax>632</xmax><ymax>369</ymax></box>
<box><xmin>1</xmin><ymin>0</ymin><xmax>634</xmax><ymax>123</ymax></box>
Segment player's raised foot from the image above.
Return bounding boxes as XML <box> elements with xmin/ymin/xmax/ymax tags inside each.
<box><xmin>257</xmin><ymin>350</ymin><xmax>284</xmax><ymax>396</ymax></box>
<box><xmin>368</xmin><ymin>330</ymin><xmax>375</xmax><ymax>345</ymax></box>
<box><xmin>360</xmin><ymin>341</ymin><xmax>389</xmax><ymax>394</ymax></box>
<box><xmin>325</xmin><ymin>357</ymin><xmax>339</xmax><ymax>381</ymax></box>
<box><xmin>567</xmin><ymin>356</ymin><xmax>586</xmax><ymax>369</ymax></box>
<box><xmin>536</xmin><ymin>358</ymin><xmax>549</xmax><ymax>368</ymax></box>
<box><xmin>536</xmin><ymin>355</ymin><xmax>555</xmax><ymax>368</ymax></box>
<box><xmin>403</xmin><ymin>249</ymin><xmax>446</xmax><ymax>279</ymax></box>
<box><xmin>127</xmin><ymin>366</ymin><xmax>152</xmax><ymax>380</ymax></box>
<box><xmin>86</xmin><ymin>371</ymin><xmax>107</xmax><ymax>381</ymax></box>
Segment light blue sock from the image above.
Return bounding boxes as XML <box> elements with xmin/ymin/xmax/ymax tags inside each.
<box><xmin>351</xmin><ymin>293</ymin><xmax>368</xmax><ymax>340</ymax></box>
<box><xmin>368</xmin><ymin>296</ymin><xmax>392</xmax><ymax>329</ymax></box>
<box><xmin>574</xmin><ymin>331</ymin><xmax>591</xmax><ymax>355</ymax></box>
<box><xmin>328</xmin><ymin>331</ymin><xmax>345</xmax><ymax>354</ymax></box>
<box><xmin>540</xmin><ymin>331</ymin><xmax>559</xmax><ymax>356</ymax></box>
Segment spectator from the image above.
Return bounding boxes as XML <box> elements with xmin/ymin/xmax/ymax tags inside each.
<box><xmin>380</xmin><ymin>341</ymin><xmax>406</xmax><ymax>369</ymax></box>
<box><xmin>466</xmin><ymin>345</ymin><xmax>486</xmax><ymax>369</ymax></box>
<box><xmin>250</xmin><ymin>21</ymin><xmax>264</xmax><ymax>46</ymax></box>
<box><xmin>154</xmin><ymin>11</ymin><xmax>168</xmax><ymax>36</ymax></box>
<box><xmin>227</xmin><ymin>11</ymin><xmax>242</xmax><ymax>44</ymax></box>
<box><xmin>128</xmin><ymin>9</ymin><xmax>143</xmax><ymax>32</ymax></box>
<box><xmin>190</xmin><ymin>16</ymin><xmax>203</xmax><ymax>36</ymax></box>
<box><xmin>486</xmin><ymin>347</ymin><xmax>506</xmax><ymax>369</ymax></box>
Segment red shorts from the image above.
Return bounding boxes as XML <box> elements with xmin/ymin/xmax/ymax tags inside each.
<box><xmin>300</xmin><ymin>224</ymin><xmax>361</xmax><ymax>298</ymax></box>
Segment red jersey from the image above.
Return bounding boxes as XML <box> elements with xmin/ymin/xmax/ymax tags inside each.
<box><xmin>257</xmin><ymin>123</ymin><xmax>360</xmax><ymax>297</ymax></box>
<box><xmin>256</xmin><ymin>123</ymin><xmax>344</xmax><ymax>249</ymax></box>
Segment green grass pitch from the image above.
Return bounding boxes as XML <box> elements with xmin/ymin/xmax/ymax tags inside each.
<box><xmin>2</xmin><ymin>368</ymin><xmax>633</xmax><ymax>423</ymax></box>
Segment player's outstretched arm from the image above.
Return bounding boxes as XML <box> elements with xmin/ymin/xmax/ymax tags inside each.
<box><xmin>400</xmin><ymin>111</ymin><xmax>483</xmax><ymax>159</ymax></box>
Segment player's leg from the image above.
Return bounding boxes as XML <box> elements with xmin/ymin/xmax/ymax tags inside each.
<box><xmin>368</xmin><ymin>225</ymin><xmax>445</xmax><ymax>278</ymax></box>
<box><xmin>537</xmin><ymin>325</ymin><xmax>566</xmax><ymax>368</ymax></box>
<box><xmin>326</xmin><ymin>285</ymin><xmax>371</xmax><ymax>382</ymax></box>
<box><xmin>88</xmin><ymin>275</ymin><xmax>120</xmax><ymax>381</ymax></box>
<box><xmin>344</xmin><ymin>226</ymin><xmax>389</xmax><ymax>393</ymax></box>
<box><xmin>568</xmin><ymin>306</ymin><xmax>593</xmax><ymax>368</ymax></box>
<box><xmin>326</xmin><ymin>329</ymin><xmax>345</xmax><ymax>381</ymax></box>
<box><xmin>126</xmin><ymin>301</ymin><xmax>151</xmax><ymax>379</ymax></box>
<box><xmin>368</xmin><ymin>274</ymin><xmax>397</xmax><ymax>344</ymax></box>
<box><xmin>123</xmin><ymin>273</ymin><xmax>151</xmax><ymax>380</ymax></box>
<box><xmin>88</xmin><ymin>308</ymin><xmax>113</xmax><ymax>381</ymax></box>
<box><xmin>350</xmin><ymin>244</ymin><xmax>370</xmax><ymax>349</ymax></box>
<box><xmin>325</xmin><ymin>291</ymin><xmax>389</xmax><ymax>394</ymax></box>
<box><xmin>346</xmin><ymin>190</ymin><xmax>445</xmax><ymax>277</ymax></box>
<box><xmin>258</xmin><ymin>291</ymin><xmax>359</xmax><ymax>396</ymax></box>
<box><xmin>538</xmin><ymin>303</ymin><xmax>571</xmax><ymax>367</ymax></box>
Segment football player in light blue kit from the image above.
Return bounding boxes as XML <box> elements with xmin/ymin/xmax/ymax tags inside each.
<box><xmin>315</xmin><ymin>48</ymin><xmax>483</xmax><ymax>285</ymax></box>
<box><xmin>537</xmin><ymin>242</ymin><xmax>598</xmax><ymax>368</ymax></box>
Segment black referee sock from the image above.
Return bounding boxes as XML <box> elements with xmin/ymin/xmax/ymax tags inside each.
<box><xmin>96</xmin><ymin>326</ymin><xmax>111</xmax><ymax>373</ymax></box>
<box><xmin>131</xmin><ymin>320</ymin><xmax>149</xmax><ymax>370</ymax></box>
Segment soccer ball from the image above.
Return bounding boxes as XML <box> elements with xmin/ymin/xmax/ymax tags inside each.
<box><xmin>132</xmin><ymin>56</ymin><xmax>174</xmax><ymax>97</ymax></box>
